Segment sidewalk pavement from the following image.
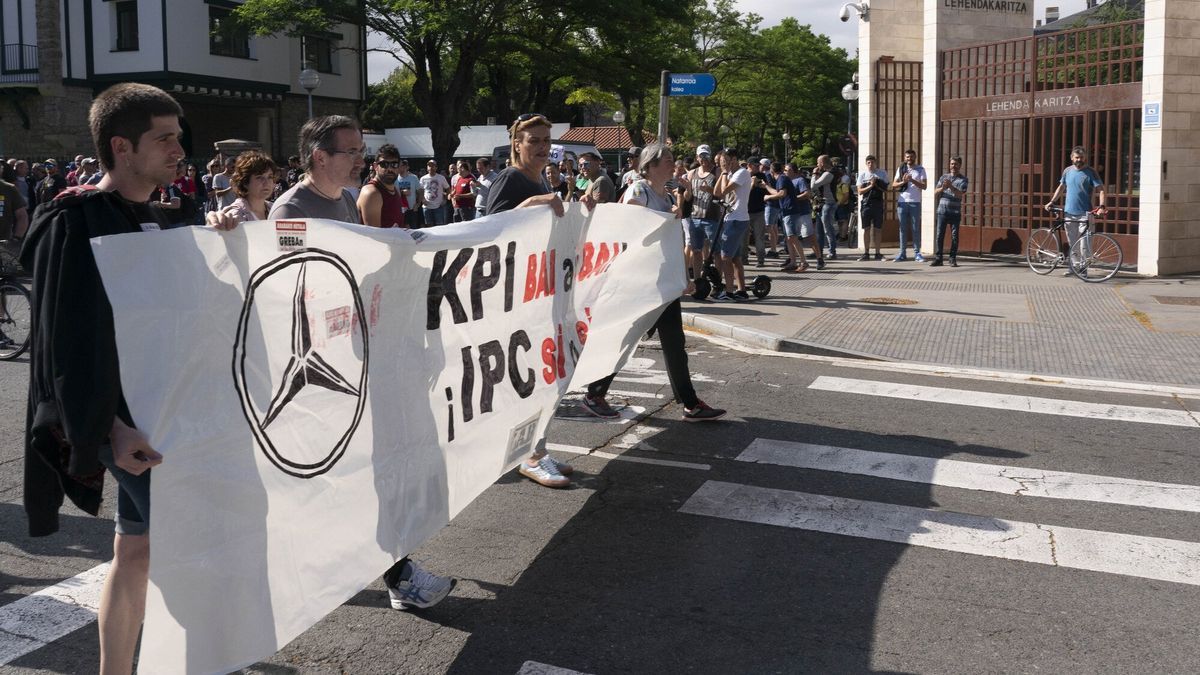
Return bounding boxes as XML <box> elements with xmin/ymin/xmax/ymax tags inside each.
<box><xmin>680</xmin><ymin>250</ymin><xmax>1200</xmax><ymax>389</ymax></box>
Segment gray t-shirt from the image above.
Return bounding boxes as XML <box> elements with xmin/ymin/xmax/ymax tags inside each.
<box><xmin>213</xmin><ymin>173</ymin><xmax>237</xmax><ymax>209</ymax></box>
<box><xmin>475</xmin><ymin>169</ymin><xmax>498</xmax><ymax>211</ymax></box>
<box><xmin>267</xmin><ymin>181</ymin><xmax>362</xmax><ymax>223</ymax></box>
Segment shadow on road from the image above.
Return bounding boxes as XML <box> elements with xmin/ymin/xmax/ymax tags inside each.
<box><xmin>423</xmin><ymin>413</ymin><xmax>1027</xmax><ymax>674</ymax></box>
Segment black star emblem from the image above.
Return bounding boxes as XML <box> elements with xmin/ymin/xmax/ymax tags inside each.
<box><xmin>234</xmin><ymin>249</ymin><xmax>369</xmax><ymax>479</ymax></box>
<box><xmin>261</xmin><ymin>262</ymin><xmax>361</xmax><ymax>428</ymax></box>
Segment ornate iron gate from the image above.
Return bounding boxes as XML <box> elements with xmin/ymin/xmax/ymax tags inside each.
<box><xmin>938</xmin><ymin>20</ymin><xmax>1143</xmax><ymax>259</ymax></box>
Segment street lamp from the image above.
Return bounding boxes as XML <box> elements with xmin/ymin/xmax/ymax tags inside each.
<box><xmin>841</xmin><ymin>75</ymin><xmax>859</xmax><ymax>170</ymax></box>
<box><xmin>781</xmin><ymin>132</ymin><xmax>791</xmax><ymax>161</ymax></box>
<box><xmin>299</xmin><ymin>67</ymin><xmax>321</xmax><ymax>119</ymax></box>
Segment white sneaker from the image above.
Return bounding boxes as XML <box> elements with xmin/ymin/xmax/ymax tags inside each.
<box><xmin>388</xmin><ymin>559</ymin><xmax>456</xmax><ymax>610</ymax></box>
<box><xmin>519</xmin><ymin>455</ymin><xmax>570</xmax><ymax>488</ymax></box>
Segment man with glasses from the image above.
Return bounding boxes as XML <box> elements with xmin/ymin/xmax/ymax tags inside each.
<box><xmin>357</xmin><ymin>144</ymin><xmax>407</xmax><ymax>228</ymax></box>
<box><xmin>212</xmin><ymin>115</ymin><xmax>455</xmax><ymax>608</ymax></box>
<box><xmin>264</xmin><ymin>115</ymin><xmax>365</xmax><ymax>222</ymax></box>
<box><xmin>579</xmin><ymin>152</ymin><xmax>614</xmax><ymax>203</ymax></box>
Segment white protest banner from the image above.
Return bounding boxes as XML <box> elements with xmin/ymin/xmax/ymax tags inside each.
<box><xmin>90</xmin><ymin>202</ymin><xmax>684</xmax><ymax>673</ymax></box>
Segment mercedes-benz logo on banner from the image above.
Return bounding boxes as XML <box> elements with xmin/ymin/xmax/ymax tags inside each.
<box><xmin>233</xmin><ymin>249</ymin><xmax>369</xmax><ymax>478</ymax></box>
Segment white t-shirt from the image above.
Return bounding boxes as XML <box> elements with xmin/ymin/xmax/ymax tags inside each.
<box><xmin>896</xmin><ymin>164</ymin><xmax>927</xmax><ymax>204</ymax></box>
<box><xmin>724</xmin><ymin>168</ymin><xmax>752</xmax><ymax>222</ymax></box>
<box><xmin>420</xmin><ymin>173</ymin><xmax>450</xmax><ymax>208</ymax></box>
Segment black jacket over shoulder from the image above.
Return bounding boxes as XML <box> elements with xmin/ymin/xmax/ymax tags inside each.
<box><xmin>20</xmin><ymin>187</ymin><xmax>159</xmax><ymax>536</ymax></box>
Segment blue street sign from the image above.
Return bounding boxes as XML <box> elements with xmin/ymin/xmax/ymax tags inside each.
<box><xmin>668</xmin><ymin>73</ymin><xmax>716</xmax><ymax>97</ymax></box>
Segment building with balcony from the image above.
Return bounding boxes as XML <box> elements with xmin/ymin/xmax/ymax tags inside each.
<box><xmin>0</xmin><ymin>0</ymin><xmax>366</xmax><ymax>162</ymax></box>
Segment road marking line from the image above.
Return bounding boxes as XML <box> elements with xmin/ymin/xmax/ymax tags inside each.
<box><xmin>517</xmin><ymin>661</ymin><xmax>594</xmax><ymax>675</ymax></box>
<box><xmin>567</xmin><ymin>388</ymin><xmax>665</xmax><ymax>400</ymax></box>
<box><xmin>680</xmin><ymin>481</ymin><xmax>1200</xmax><ymax>586</ymax></box>
<box><xmin>809</xmin><ymin>376</ymin><xmax>1200</xmax><ymax>427</ymax></box>
<box><xmin>0</xmin><ymin>563</ymin><xmax>109</xmax><ymax>666</ymax></box>
<box><xmin>545</xmin><ymin>443</ymin><xmax>710</xmax><ymax>471</ymax></box>
<box><xmin>592</xmin><ymin>451</ymin><xmax>710</xmax><ymax>470</ymax></box>
<box><xmin>690</xmin><ymin>330</ymin><xmax>1200</xmax><ymax>399</ymax></box>
<box><xmin>737</xmin><ymin>439</ymin><xmax>1200</xmax><ymax>513</ymax></box>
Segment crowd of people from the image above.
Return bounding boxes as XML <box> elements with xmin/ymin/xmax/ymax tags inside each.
<box><xmin>10</xmin><ymin>78</ymin><xmax>1003</xmax><ymax>675</ymax></box>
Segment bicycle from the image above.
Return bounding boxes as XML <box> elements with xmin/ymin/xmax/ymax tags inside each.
<box><xmin>0</xmin><ymin>243</ymin><xmax>31</xmax><ymax>360</ymax></box>
<box><xmin>1025</xmin><ymin>206</ymin><xmax>1123</xmax><ymax>282</ymax></box>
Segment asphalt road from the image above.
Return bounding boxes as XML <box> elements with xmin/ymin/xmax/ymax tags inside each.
<box><xmin>2</xmin><ymin>334</ymin><xmax>1199</xmax><ymax>674</ymax></box>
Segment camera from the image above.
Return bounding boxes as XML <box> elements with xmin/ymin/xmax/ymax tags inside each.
<box><xmin>840</xmin><ymin>3</ymin><xmax>868</xmax><ymax>22</ymax></box>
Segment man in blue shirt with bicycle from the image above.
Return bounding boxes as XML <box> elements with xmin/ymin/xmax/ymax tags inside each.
<box><xmin>1044</xmin><ymin>146</ymin><xmax>1106</xmax><ymax>272</ymax></box>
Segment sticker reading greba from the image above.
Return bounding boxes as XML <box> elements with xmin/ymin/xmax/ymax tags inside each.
<box><xmin>276</xmin><ymin>220</ymin><xmax>307</xmax><ymax>252</ymax></box>
<box><xmin>233</xmin><ymin>249</ymin><xmax>368</xmax><ymax>478</ymax></box>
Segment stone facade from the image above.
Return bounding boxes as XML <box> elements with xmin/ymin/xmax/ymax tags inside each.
<box><xmin>0</xmin><ymin>0</ymin><xmax>92</xmax><ymax>161</ymax></box>
<box><xmin>1139</xmin><ymin>0</ymin><xmax>1200</xmax><ymax>275</ymax></box>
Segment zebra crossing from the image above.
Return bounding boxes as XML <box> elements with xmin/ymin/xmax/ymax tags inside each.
<box><xmin>678</xmin><ymin>375</ymin><xmax>1200</xmax><ymax>588</ymax></box>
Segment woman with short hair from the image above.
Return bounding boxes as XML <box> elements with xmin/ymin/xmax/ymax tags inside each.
<box><xmin>581</xmin><ymin>143</ymin><xmax>726</xmax><ymax>423</ymax></box>
<box><xmin>220</xmin><ymin>151</ymin><xmax>278</xmax><ymax>223</ymax></box>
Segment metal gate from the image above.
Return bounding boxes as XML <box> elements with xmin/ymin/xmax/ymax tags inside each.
<box><xmin>938</xmin><ymin>20</ymin><xmax>1143</xmax><ymax>259</ymax></box>
<box><xmin>874</xmin><ymin>58</ymin><xmax>922</xmax><ymax>238</ymax></box>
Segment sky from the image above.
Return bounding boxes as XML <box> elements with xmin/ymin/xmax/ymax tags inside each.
<box><xmin>365</xmin><ymin>0</ymin><xmax>1090</xmax><ymax>84</ymax></box>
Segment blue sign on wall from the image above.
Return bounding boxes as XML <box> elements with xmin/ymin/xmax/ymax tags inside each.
<box><xmin>669</xmin><ymin>73</ymin><xmax>717</xmax><ymax>97</ymax></box>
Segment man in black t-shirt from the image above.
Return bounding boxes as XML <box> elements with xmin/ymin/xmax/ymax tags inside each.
<box><xmin>22</xmin><ymin>83</ymin><xmax>182</xmax><ymax>675</ymax></box>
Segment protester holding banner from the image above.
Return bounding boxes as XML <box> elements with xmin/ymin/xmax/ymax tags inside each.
<box><xmin>204</xmin><ymin>117</ymin><xmax>458</xmax><ymax>612</ymax></box>
<box><xmin>21</xmin><ymin>82</ymin><xmax>180</xmax><ymax>675</ymax></box>
<box><xmin>582</xmin><ymin>143</ymin><xmax>726</xmax><ymax>422</ymax></box>
<box><xmin>484</xmin><ymin>113</ymin><xmax>574</xmax><ymax>486</ymax></box>
<box><xmin>219</xmin><ymin>151</ymin><xmax>278</xmax><ymax>224</ymax></box>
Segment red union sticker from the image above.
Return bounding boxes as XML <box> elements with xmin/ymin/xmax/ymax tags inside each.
<box><xmin>276</xmin><ymin>220</ymin><xmax>307</xmax><ymax>251</ymax></box>
<box><xmin>325</xmin><ymin>305</ymin><xmax>352</xmax><ymax>338</ymax></box>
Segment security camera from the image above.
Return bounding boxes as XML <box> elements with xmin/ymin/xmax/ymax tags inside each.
<box><xmin>840</xmin><ymin>2</ymin><xmax>869</xmax><ymax>22</ymax></box>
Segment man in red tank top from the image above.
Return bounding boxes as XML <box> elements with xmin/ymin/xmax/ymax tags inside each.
<box><xmin>356</xmin><ymin>143</ymin><xmax>408</xmax><ymax>228</ymax></box>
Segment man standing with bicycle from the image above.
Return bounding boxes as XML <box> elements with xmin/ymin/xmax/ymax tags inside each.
<box><xmin>1045</xmin><ymin>146</ymin><xmax>1106</xmax><ymax>273</ymax></box>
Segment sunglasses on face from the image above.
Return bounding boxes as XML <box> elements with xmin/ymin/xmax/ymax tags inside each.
<box><xmin>377</xmin><ymin>160</ymin><xmax>401</xmax><ymax>169</ymax></box>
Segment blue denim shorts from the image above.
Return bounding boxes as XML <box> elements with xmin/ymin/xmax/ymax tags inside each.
<box><xmin>718</xmin><ymin>219</ymin><xmax>749</xmax><ymax>257</ymax></box>
<box><xmin>97</xmin><ymin>444</ymin><xmax>151</xmax><ymax>536</ymax></box>
<box><xmin>783</xmin><ymin>213</ymin><xmax>815</xmax><ymax>238</ymax></box>
<box><xmin>687</xmin><ymin>218</ymin><xmax>718</xmax><ymax>250</ymax></box>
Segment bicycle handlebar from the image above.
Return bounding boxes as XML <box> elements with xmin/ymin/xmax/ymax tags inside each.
<box><xmin>1045</xmin><ymin>205</ymin><xmax>1105</xmax><ymax>216</ymax></box>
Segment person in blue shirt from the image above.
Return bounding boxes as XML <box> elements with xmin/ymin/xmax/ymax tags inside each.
<box><xmin>1045</xmin><ymin>146</ymin><xmax>1107</xmax><ymax>272</ymax></box>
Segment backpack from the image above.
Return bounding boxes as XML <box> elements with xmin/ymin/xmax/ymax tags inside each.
<box><xmin>836</xmin><ymin>179</ymin><xmax>851</xmax><ymax>206</ymax></box>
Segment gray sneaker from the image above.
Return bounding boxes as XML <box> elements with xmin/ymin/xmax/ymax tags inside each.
<box><xmin>388</xmin><ymin>559</ymin><xmax>457</xmax><ymax>610</ymax></box>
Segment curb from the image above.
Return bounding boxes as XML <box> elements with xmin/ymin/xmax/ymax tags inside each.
<box><xmin>680</xmin><ymin>312</ymin><xmax>890</xmax><ymax>362</ymax></box>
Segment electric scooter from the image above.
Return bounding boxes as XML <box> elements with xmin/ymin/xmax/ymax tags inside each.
<box><xmin>690</xmin><ymin>201</ymin><xmax>772</xmax><ymax>301</ymax></box>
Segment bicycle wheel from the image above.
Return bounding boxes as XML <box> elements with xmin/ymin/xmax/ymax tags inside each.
<box><xmin>0</xmin><ymin>281</ymin><xmax>31</xmax><ymax>360</ymax></box>
<box><xmin>1025</xmin><ymin>228</ymin><xmax>1061</xmax><ymax>274</ymax></box>
<box><xmin>1070</xmin><ymin>232</ymin><xmax>1123</xmax><ymax>282</ymax></box>
<box><xmin>0</xmin><ymin>245</ymin><xmax>21</xmax><ymax>277</ymax></box>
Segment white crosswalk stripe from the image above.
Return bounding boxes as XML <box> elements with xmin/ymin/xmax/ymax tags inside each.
<box><xmin>680</xmin><ymin>481</ymin><xmax>1200</xmax><ymax>587</ymax></box>
<box><xmin>736</xmin><ymin>439</ymin><xmax>1200</xmax><ymax>513</ymax></box>
<box><xmin>0</xmin><ymin>564</ymin><xmax>109</xmax><ymax>666</ymax></box>
<box><xmin>808</xmin><ymin>376</ymin><xmax>1200</xmax><ymax>428</ymax></box>
<box><xmin>674</xmin><ymin>374</ymin><xmax>1200</xmax><ymax>587</ymax></box>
